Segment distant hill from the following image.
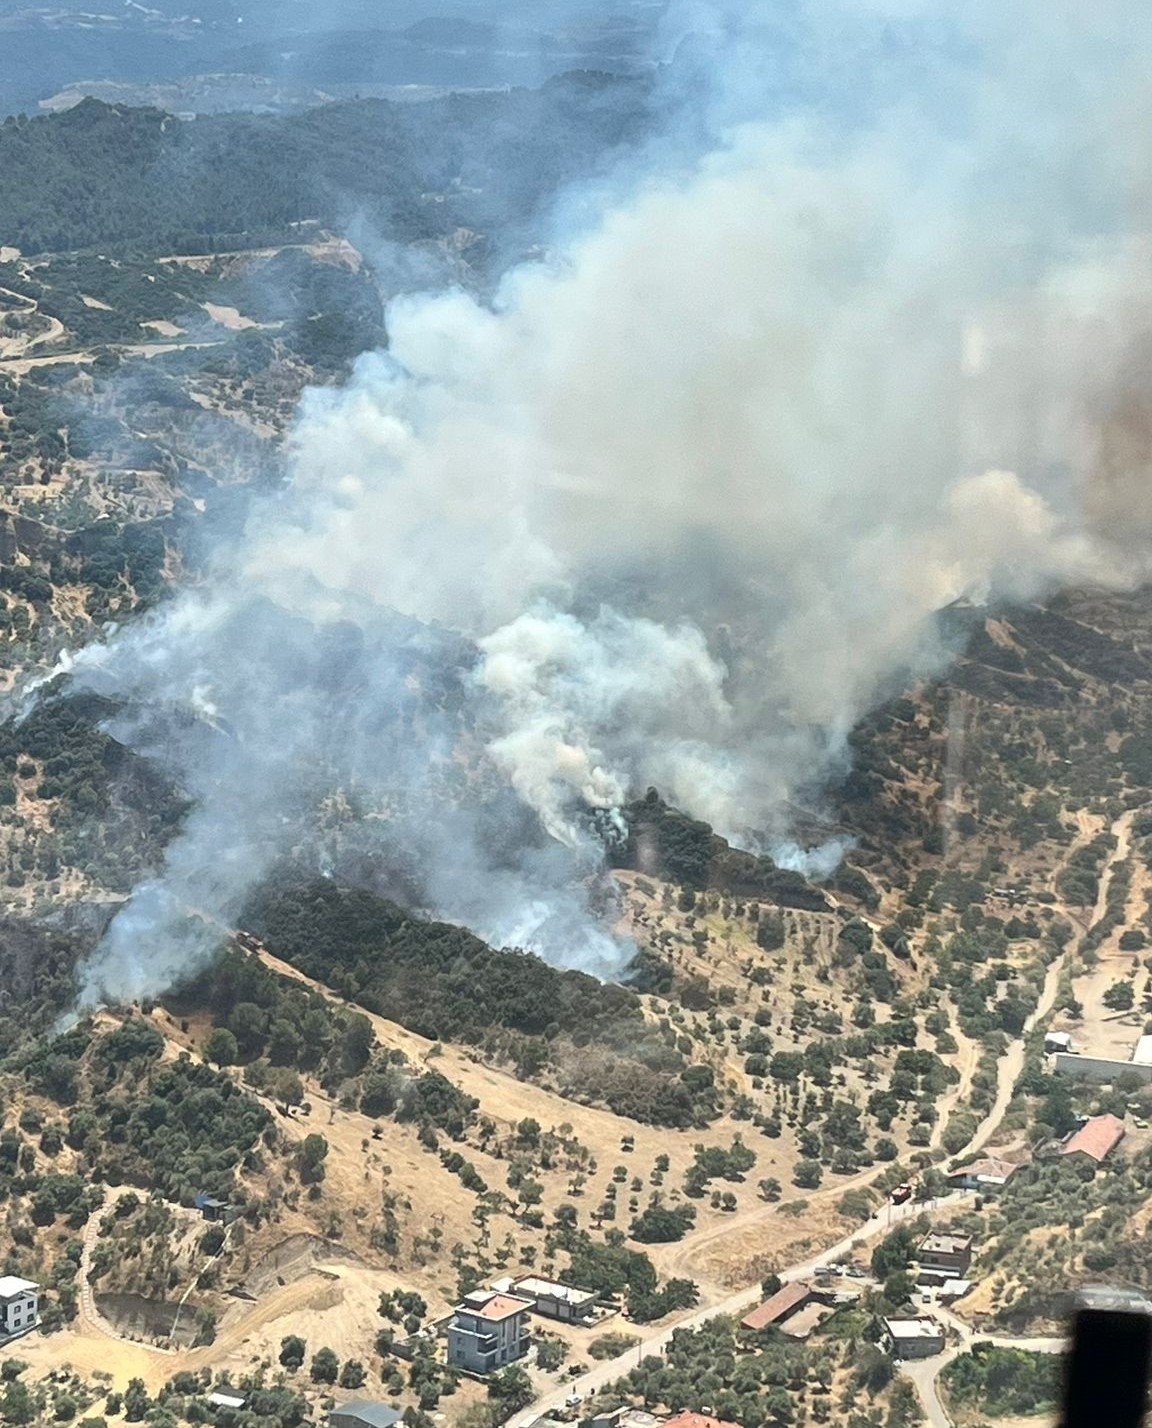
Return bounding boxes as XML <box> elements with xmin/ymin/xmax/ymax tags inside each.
<box><xmin>0</xmin><ymin>1</ymin><xmax>660</xmax><ymax>116</ymax></box>
<box><xmin>0</xmin><ymin>74</ymin><xmax>651</xmax><ymax>256</ymax></box>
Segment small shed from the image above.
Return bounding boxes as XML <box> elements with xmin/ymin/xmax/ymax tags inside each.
<box><xmin>194</xmin><ymin>1192</ymin><xmax>233</xmax><ymax>1223</ymax></box>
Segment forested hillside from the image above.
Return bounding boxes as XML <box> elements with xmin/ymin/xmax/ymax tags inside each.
<box><xmin>0</xmin><ymin>75</ymin><xmax>650</xmax><ymax>256</ymax></box>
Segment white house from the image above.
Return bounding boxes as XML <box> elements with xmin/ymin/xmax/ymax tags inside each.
<box><xmin>447</xmin><ymin>1290</ymin><xmax>531</xmax><ymax>1373</ymax></box>
<box><xmin>0</xmin><ymin>1278</ymin><xmax>39</xmax><ymax>1341</ymax></box>
<box><xmin>495</xmin><ymin>1274</ymin><xmax>598</xmax><ymax>1324</ymax></box>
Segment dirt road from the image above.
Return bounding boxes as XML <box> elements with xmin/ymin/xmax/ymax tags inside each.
<box><xmin>962</xmin><ymin>950</ymin><xmax>1066</xmax><ymax>1161</ymax></box>
<box><xmin>963</xmin><ymin>807</ymin><xmax>1136</xmax><ymax>1162</ymax></box>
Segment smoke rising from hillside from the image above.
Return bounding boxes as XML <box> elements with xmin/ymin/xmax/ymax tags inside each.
<box><xmin>69</xmin><ymin>0</ymin><xmax>1152</xmax><ymax>1001</ymax></box>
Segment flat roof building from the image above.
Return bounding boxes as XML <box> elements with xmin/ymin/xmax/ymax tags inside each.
<box><xmin>884</xmin><ymin>1317</ymin><xmax>946</xmax><ymax>1360</ymax></box>
<box><xmin>589</xmin><ymin>1410</ymin><xmax>662</xmax><ymax>1428</ymax></box>
<box><xmin>917</xmin><ymin>1234</ymin><xmax>974</xmax><ymax>1276</ymax></box>
<box><xmin>508</xmin><ymin>1274</ymin><xmax>598</xmax><ymax>1323</ymax></box>
<box><xmin>1054</xmin><ymin>1052</ymin><xmax>1152</xmax><ymax>1085</ymax></box>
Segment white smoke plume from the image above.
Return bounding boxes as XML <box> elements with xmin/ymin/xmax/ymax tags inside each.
<box><xmin>63</xmin><ymin>0</ymin><xmax>1152</xmax><ymax>1000</ymax></box>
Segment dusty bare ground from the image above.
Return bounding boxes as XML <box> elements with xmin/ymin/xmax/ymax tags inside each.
<box><xmin>202</xmin><ymin>303</ymin><xmax>259</xmax><ymax>331</ymax></box>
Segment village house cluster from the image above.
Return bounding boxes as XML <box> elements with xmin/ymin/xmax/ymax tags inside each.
<box><xmin>11</xmin><ymin>1107</ymin><xmax>1132</xmax><ymax>1428</ymax></box>
<box><xmin>732</xmin><ymin>1231</ymin><xmax>978</xmax><ymax>1368</ymax></box>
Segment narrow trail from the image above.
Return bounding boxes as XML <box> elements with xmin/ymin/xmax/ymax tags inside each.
<box><xmin>0</xmin><ymin>284</ymin><xmax>66</xmax><ymax>361</ymax></box>
<box><xmin>962</xmin><ymin>806</ymin><xmax>1136</xmax><ymax>1163</ymax></box>
<box><xmin>0</xmin><ymin>336</ymin><xmax>226</xmax><ymax>373</ymax></box>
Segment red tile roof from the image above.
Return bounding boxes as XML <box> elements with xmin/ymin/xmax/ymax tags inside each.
<box><xmin>740</xmin><ymin>1281</ymin><xmax>811</xmax><ymax>1331</ymax></box>
<box><xmin>1061</xmin><ymin>1114</ymin><xmax>1126</xmax><ymax>1163</ymax></box>
<box><xmin>663</xmin><ymin>1414</ymin><xmax>742</xmax><ymax>1428</ymax></box>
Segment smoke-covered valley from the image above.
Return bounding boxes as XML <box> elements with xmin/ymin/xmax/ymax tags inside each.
<box><xmin>52</xmin><ymin>0</ymin><xmax>1152</xmax><ymax>1003</ymax></box>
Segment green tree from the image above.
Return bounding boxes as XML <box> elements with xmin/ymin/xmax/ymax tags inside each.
<box><xmin>267</xmin><ymin>1066</ymin><xmax>305</xmax><ymax>1110</ymax></box>
<box><xmin>854</xmin><ymin>1345</ymin><xmax>895</xmax><ymax>1393</ymax></box>
<box><xmin>0</xmin><ymin>1381</ymin><xmax>36</xmax><ymax>1426</ymax></box>
<box><xmin>793</xmin><ymin>1159</ymin><xmax>822</xmax><ymax>1189</ymax></box>
<box><xmin>279</xmin><ymin>1334</ymin><xmax>306</xmax><ymax>1370</ymax></box>
<box><xmin>310</xmin><ymin>1347</ymin><xmax>339</xmax><ymax>1384</ymax></box>
<box><xmin>339</xmin><ymin>1360</ymin><xmax>367</xmax><ymax>1389</ymax></box>
<box><xmin>1104</xmin><ymin>981</ymin><xmax>1135</xmax><ymax>1011</ymax></box>
<box><xmin>515</xmin><ymin>1118</ymin><xmax>541</xmax><ymax>1147</ymax></box>
<box><xmin>628</xmin><ymin>1204</ymin><xmax>695</xmax><ymax>1243</ymax></box>
<box><xmin>299</xmin><ymin>1133</ymin><xmax>329</xmax><ymax>1185</ymax></box>
<box><xmin>203</xmin><ymin>1026</ymin><xmax>238</xmax><ymax>1068</ymax></box>
<box><xmin>872</xmin><ymin>1224</ymin><xmax>917</xmax><ymax>1279</ymax></box>
<box><xmin>123</xmin><ymin>1379</ymin><xmax>150</xmax><ymax>1422</ymax></box>
<box><xmin>883</xmin><ymin>1271</ymin><xmax>916</xmax><ymax>1306</ymax></box>
<box><xmin>536</xmin><ymin>1339</ymin><xmax>567</xmax><ymax>1371</ymax></box>
<box><xmin>228</xmin><ymin>1002</ymin><xmax>268</xmax><ymax>1058</ymax></box>
<box><xmin>487</xmin><ymin>1366</ymin><xmax>535</xmax><ymax>1421</ymax></box>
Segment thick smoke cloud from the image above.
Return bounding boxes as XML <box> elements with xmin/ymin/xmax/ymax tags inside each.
<box><xmin>65</xmin><ymin>0</ymin><xmax>1152</xmax><ymax>1001</ymax></box>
